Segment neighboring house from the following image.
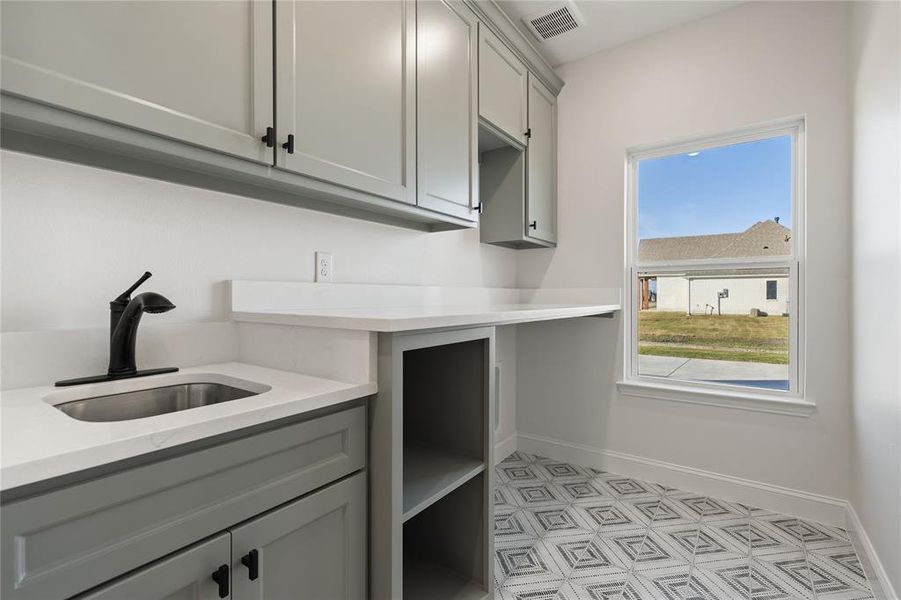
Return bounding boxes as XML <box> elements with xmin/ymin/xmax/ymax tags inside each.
<box><xmin>638</xmin><ymin>220</ymin><xmax>791</xmax><ymax>315</ymax></box>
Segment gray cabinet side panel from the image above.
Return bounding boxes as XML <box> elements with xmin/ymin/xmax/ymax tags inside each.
<box><xmin>371</xmin><ymin>333</ymin><xmax>404</xmax><ymax>600</ymax></box>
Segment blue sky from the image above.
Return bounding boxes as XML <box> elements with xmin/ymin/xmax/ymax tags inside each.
<box><xmin>638</xmin><ymin>135</ymin><xmax>792</xmax><ymax>240</ymax></box>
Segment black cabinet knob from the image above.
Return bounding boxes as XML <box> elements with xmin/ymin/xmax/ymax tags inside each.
<box><xmin>261</xmin><ymin>127</ymin><xmax>275</xmax><ymax>148</ymax></box>
<box><xmin>241</xmin><ymin>549</ymin><xmax>259</xmax><ymax>581</ymax></box>
<box><xmin>282</xmin><ymin>134</ymin><xmax>295</xmax><ymax>154</ymax></box>
<box><xmin>529</xmin><ymin>220</ymin><xmax>537</xmax><ymax>229</ymax></box>
<box><xmin>211</xmin><ymin>564</ymin><xmax>229</xmax><ymax>598</ymax></box>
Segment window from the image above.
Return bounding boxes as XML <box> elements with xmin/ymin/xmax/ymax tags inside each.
<box><xmin>624</xmin><ymin>120</ymin><xmax>804</xmax><ymax>403</ymax></box>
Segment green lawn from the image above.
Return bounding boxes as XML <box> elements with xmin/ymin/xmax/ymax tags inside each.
<box><xmin>638</xmin><ymin>311</ymin><xmax>789</xmax><ymax>364</ymax></box>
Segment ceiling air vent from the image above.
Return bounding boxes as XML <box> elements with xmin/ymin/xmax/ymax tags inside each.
<box><xmin>522</xmin><ymin>2</ymin><xmax>586</xmax><ymax>42</ymax></box>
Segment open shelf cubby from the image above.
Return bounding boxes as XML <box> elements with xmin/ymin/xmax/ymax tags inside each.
<box><xmin>403</xmin><ymin>440</ymin><xmax>484</xmax><ymax>522</ymax></box>
<box><xmin>401</xmin><ymin>338</ymin><xmax>491</xmax><ymax>599</ymax></box>
<box><xmin>403</xmin><ymin>474</ymin><xmax>490</xmax><ymax>600</ymax></box>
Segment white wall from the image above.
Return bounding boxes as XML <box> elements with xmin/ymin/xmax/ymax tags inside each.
<box><xmin>850</xmin><ymin>0</ymin><xmax>901</xmax><ymax>594</ymax></box>
<box><xmin>0</xmin><ymin>148</ymin><xmax>521</xmax><ymax>439</ymax></box>
<box><xmin>517</xmin><ymin>2</ymin><xmax>853</xmax><ymax>500</ymax></box>
<box><xmin>0</xmin><ymin>150</ymin><xmax>517</xmax><ymax>332</ymax></box>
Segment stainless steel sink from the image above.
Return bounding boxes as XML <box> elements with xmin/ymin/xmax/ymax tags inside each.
<box><xmin>54</xmin><ymin>382</ymin><xmax>260</xmax><ymax>422</ymax></box>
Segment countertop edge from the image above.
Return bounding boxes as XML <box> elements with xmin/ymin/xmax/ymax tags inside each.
<box><xmin>231</xmin><ymin>304</ymin><xmax>622</xmax><ymax>332</ymax></box>
<box><xmin>1</xmin><ymin>363</ymin><xmax>377</xmax><ymax>494</ymax></box>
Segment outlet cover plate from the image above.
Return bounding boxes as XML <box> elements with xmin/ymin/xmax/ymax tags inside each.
<box><xmin>315</xmin><ymin>251</ymin><xmax>333</xmax><ymax>282</ymax></box>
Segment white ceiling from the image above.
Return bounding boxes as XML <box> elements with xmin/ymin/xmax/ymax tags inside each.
<box><xmin>495</xmin><ymin>0</ymin><xmax>743</xmax><ymax>66</ymax></box>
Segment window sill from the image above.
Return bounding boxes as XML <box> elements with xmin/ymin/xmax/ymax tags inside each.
<box><xmin>616</xmin><ymin>380</ymin><xmax>815</xmax><ymax>417</ymax></box>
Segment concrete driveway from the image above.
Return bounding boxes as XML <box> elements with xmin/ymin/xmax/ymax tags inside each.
<box><xmin>638</xmin><ymin>355</ymin><xmax>789</xmax><ymax>390</ymax></box>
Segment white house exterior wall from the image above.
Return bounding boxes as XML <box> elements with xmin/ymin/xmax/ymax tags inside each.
<box><xmin>655</xmin><ymin>277</ymin><xmax>689</xmax><ymax>312</ymax></box>
<box><xmin>655</xmin><ymin>275</ymin><xmax>788</xmax><ymax>315</ymax></box>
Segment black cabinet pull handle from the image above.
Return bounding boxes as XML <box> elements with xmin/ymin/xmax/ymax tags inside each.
<box><xmin>261</xmin><ymin>127</ymin><xmax>275</xmax><ymax>148</ymax></box>
<box><xmin>282</xmin><ymin>134</ymin><xmax>295</xmax><ymax>154</ymax></box>
<box><xmin>524</xmin><ymin>128</ymin><xmax>532</xmax><ymax>139</ymax></box>
<box><xmin>529</xmin><ymin>220</ymin><xmax>537</xmax><ymax>229</ymax></box>
<box><xmin>211</xmin><ymin>564</ymin><xmax>229</xmax><ymax>598</ymax></box>
<box><xmin>241</xmin><ymin>549</ymin><xmax>259</xmax><ymax>581</ymax></box>
<box><xmin>474</xmin><ymin>203</ymin><xmax>482</xmax><ymax>214</ymax></box>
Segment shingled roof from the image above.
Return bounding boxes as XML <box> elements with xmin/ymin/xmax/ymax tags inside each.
<box><xmin>638</xmin><ymin>220</ymin><xmax>791</xmax><ymax>261</ymax></box>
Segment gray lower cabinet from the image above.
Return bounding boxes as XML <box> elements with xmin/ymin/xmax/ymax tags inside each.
<box><xmin>416</xmin><ymin>0</ymin><xmax>479</xmax><ymax>221</ymax></box>
<box><xmin>77</xmin><ymin>473</ymin><xmax>365</xmax><ymax>600</ymax></box>
<box><xmin>0</xmin><ymin>0</ymin><xmax>273</xmax><ymax>164</ymax></box>
<box><xmin>76</xmin><ymin>534</ymin><xmax>232</xmax><ymax>600</ymax></box>
<box><xmin>1</xmin><ymin>406</ymin><xmax>367</xmax><ymax>600</ymax></box>
<box><xmin>231</xmin><ymin>473</ymin><xmax>366</xmax><ymax>600</ymax></box>
<box><xmin>275</xmin><ymin>0</ymin><xmax>416</xmax><ymax>205</ymax></box>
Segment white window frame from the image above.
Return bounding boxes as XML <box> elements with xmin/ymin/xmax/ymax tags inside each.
<box><xmin>619</xmin><ymin>118</ymin><xmax>812</xmax><ymax>416</ymax></box>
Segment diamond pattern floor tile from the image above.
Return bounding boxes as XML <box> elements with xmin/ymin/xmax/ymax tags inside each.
<box><xmin>495</xmin><ymin>452</ymin><xmax>875</xmax><ymax>600</ymax></box>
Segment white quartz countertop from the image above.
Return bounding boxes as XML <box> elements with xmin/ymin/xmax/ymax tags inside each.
<box><xmin>232</xmin><ymin>303</ymin><xmax>621</xmax><ymax>332</ymax></box>
<box><xmin>0</xmin><ymin>362</ymin><xmax>376</xmax><ymax>492</ymax></box>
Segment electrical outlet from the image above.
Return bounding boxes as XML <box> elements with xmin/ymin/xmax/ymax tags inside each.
<box><xmin>315</xmin><ymin>251</ymin><xmax>333</xmax><ymax>282</ymax></box>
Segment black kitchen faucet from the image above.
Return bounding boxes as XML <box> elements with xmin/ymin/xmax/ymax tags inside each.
<box><xmin>55</xmin><ymin>272</ymin><xmax>178</xmax><ymax>386</ymax></box>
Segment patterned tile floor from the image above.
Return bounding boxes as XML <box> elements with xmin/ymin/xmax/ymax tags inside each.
<box><xmin>494</xmin><ymin>452</ymin><xmax>874</xmax><ymax>600</ymax></box>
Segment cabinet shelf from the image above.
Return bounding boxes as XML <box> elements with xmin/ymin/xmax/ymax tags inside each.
<box><xmin>402</xmin><ymin>441</ymin><xmax>484</xmax><ymax>522</ymax></box>
<box><xmin>403</xmin><ymin>554</ymin><xmax>490</xmax><ymax>600</ymax></box>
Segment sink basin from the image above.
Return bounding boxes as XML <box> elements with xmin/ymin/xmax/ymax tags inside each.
<box><xmin>54</xmin><ymin>382</ymin><xmax>260</xmax><ymax>422</ymax></box>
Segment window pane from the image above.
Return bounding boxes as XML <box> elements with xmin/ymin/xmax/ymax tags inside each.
<box><xmin>637</xmin><ymin>135</ymin><xmax>793</xmax><ymax>261</ymax></box>
<box><xmin>637</xmin><ymin>267</ymin><xmax>790</xmax><ymax>391</ymax></box>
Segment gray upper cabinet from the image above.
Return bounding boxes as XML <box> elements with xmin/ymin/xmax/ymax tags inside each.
<box><xmin>526</xmin><ymin>73</ymin><xmax>558</xmax><ymax>244</ymax></box>
<box><xmin>275</xmin><ymin>0</ymin><xmax>416</xmax><ymax>204</ymax></box>
<box><xmin>0</xmin><ymin>0</ymin><xmax>559</xmax><ymax>232</ymax></box>
<box><xmin>230</xmin><ymin>473</ymin><xmax>365</xmax><ymax>600</ymax></box>
<box><xmin>0</xmin><ymin>0</ymin><xmax>273</xmax><ymax>164</ymax></box>
<box><xmin>416</xmin><ymin>0</ymin><xmax>479</xmax><ymax>221</ymax></box>
<box><xmin>478</xmin><ymin>25</ymin><xmax>528</xmax><ymax>147</ymax></box>
<box><xmin>76</xmin><ymin>534</ymin><xmax>230</xmax><ymax>600</ymax></box>
<box><xmin>478</xmin><ymin>71</ymin><xmax>558</xmax><ymax>249</ymax></box>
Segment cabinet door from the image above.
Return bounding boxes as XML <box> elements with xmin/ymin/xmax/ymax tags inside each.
<box><xmin>0</xmin><ymin>1</ymin><xmax>273</xmax><ymax>164</ymax></box>
<box><xmin>526</xmin><ymin>74</ymin><xmax>558</xmax><ymax>244</ymax></box>
<box><xmin>275</xmin><ymin>0</ymin><xmax>415</xmax><ymax>204</ymax></box>
<box><xmin>76</xmin><ymin>534</ymin><xmax>230</xmax><ymax>600</ymax></box>
<box><xmin>478</xmin><ymin>25</ymin><xmax>528</xmax><ymax>146</ymax></box>
<box><xmin>416</xmin><ymin>0</ymin><xmax>479</xmax><ymax>221</ymax></box>
<box><xmin>230</xmin><ymin>473</ymin><xmax>365</xmax><ymax>600</ymax></box>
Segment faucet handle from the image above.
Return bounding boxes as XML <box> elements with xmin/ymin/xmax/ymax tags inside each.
<box><xmin>114</xmin><ymin>271</ymin><xmax>152</xmax><ymax>304</ymax></box>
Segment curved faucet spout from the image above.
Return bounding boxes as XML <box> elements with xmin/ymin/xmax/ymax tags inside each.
<box><xmin>108</xmin><ymin>292</ymin><xmax>176</xmax><ymax>376</ymax></box>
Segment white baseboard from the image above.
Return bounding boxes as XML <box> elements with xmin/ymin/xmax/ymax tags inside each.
<box><xmin>517</xmin><ymin>432</ymin><xmax>847</xmax><ymax>526</ymax></box>
<box><xmin>846</xmin><ymin>503</ymin><xmax>899</xmax><ymax>600</ymax></box>
<box><xmin>494</xmin><ymin>432</ymin><xmax>518</xmax><ymax>465</ymax></box>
